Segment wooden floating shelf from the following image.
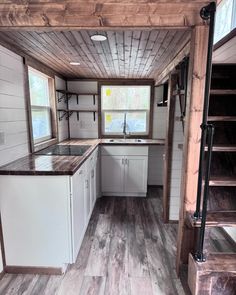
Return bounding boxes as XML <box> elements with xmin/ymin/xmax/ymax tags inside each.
<box><xmin>209</xmin><ymin>177</ymin><xmax>236</xmax><ymax>186</ymax></box>
<box><xmin>77</xmin><ymin>93</ymin><xmax>98</xmax><ymax>96</ymax></box>
<box><xmin>187</xmin><ymin>211</ymin><xmax>236</xmax><ymax>228</ymax></box>
<box><xmin>205</xmin><ymin>145</ymin><xmax>236</xmax><ymax>152</ymax></box>
<box><xmin>56</xmin><ymin>90</ymin><xmax>98</xmax><ymax>96</ymax></box>
<box><xmin>56</xmin><ymin>89</ymin><xmax>79</xmax><ymax>96</ymax></box>
<box><xmin>210</xmin><ymin>89</ymin><xmax>236</xmax><ymax>95</ymax></box>
<box><xmin>57</xmin><ymin>109</ymin><xmax>97</xmax><ymax>112</ymax></box>
<box><xmin>208</xmin><ymin>116</ymin><xmax>236</xmax><ymax>122</ymax></box>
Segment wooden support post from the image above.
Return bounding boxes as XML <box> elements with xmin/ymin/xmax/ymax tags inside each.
<box><xmin>176</xmin><ymin>25</ymin><xmax>209</xmax><ymax>273</ymax></box>
<box><xmin>163</xmin><ymin>73</ymin><xmax>178</xmax><ymax>223</ymax></box>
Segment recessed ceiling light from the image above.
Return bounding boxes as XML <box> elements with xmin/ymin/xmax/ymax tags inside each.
<box><xmin>69</xmin><ymin>61</ymin><xmax>80</xmax><ymax>66</ymax></box>
<box><xmin>90</xmin><ymin>34</ymin><xmax>107</xmax><ymax>41</ymax></box>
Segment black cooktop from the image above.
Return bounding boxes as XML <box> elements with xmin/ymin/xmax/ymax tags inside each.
<box><xmin>35</xmin><ymin>144</ymin><xmax>91</xmax><ymax>156</ymax></box>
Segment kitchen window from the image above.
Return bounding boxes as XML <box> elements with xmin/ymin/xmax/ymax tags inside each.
<box><xmin>28</xmin><ymin>67</ymin><xmax>57</xmax><ymax>150</ymax></box>
<box><xmin>214</xmin><ymin>0</ymin><xmax>236</xmax><ymax>44</ymax></box>
<box><xmin>101</xmin><ymin>84</ymin><xmax>152</xmax><ymax>136</ymax></box>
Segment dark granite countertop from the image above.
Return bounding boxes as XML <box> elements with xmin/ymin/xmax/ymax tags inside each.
<box><xmin>0</xmin><ymin>138</ymin><xmax>165</xmax><ymax>176</ymax></box>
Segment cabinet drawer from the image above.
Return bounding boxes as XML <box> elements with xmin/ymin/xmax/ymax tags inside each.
<box><xmin>101</xmin><ymin>146</ymin><xmax>148</xmax><ymax>156</ymax></box>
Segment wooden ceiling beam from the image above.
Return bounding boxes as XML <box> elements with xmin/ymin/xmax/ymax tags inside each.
<box><xmin>0</xmin><ymin>1</ymin><xmax>210</xmax><ymax>29</ymax></box>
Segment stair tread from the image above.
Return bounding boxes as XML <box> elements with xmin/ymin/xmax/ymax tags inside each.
<box><xmin>205</xmin><ymin>144</ymin><xmax>236</xmax><ymax>152</ymax></box>
<box><xmin>187</xmin><ymin>211</ymin><xmax>236</xmax><ymax>228</ymax></box>
<box><xmin>189</xmin><ymin>253</ymin><xmax>236</xmax><ymax>272</ymax></box>
<box><xmin>210</xmin><ymin>89</ymin><xmax>236</xmax><ymax>95</ymax></box>
<box><xmin>208</xmin><ymin>116</ymin><xmax>236</xmax><ymax>121</ymax></box>
<box><xmin>209</xmin><ymin>177</ymin><xmax>236</xmax><ymax>186</ymax></box>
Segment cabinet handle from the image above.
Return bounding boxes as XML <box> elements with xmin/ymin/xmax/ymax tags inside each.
<box><xmin>79</xmin><ymin>170</ymin><xmax>83</xmax><ymax>175</ymax></box>
<box><xmin>126</xmin><ymin>159</ymin><xmax>128</xmax><ymax>165</ymax></box>
<box><xmin>122</xmin><ymin>158</ymin><xmax>125</xmax><ymax>165</ymax></box>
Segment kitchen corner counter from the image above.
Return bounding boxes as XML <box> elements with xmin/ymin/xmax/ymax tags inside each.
<box><xmin>0</xmin><ymin>138</ymin><xmax>165</xmax><ymax>176</ymax></box>
<box><xmin>0</xmin><ymin>139</ymin><xmax>100</xmax><ymax>176</ymax></box>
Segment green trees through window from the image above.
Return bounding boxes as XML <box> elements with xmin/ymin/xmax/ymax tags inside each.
<box><xmin>101</xmin><ymin>85</ymin><xmax>151</xmax><ymax>135</ymax></box>
<box><xmin>28</xmin><ymin>68</ymin><xmax>52</xmax><ymax>143</ymax></box>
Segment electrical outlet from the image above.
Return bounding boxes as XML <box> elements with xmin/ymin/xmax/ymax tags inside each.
<box><xmin>0</xmin><ymin>131</ymin><xmax>5</xmax><ymax>145</ymax></box>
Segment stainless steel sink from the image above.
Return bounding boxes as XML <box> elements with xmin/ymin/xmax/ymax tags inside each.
<box><xmin>108</xmin><ymin>139</ymin><xmax>144</xmax><ymax>143</ymax></box>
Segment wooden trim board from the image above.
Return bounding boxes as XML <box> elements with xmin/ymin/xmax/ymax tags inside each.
<box><xmin>163</xmin><ymin>73</ymin><xmax>177</xmax><ymax>223</ymax></box>
<box><xmin>0</xmin><ymin>214</ymin><xmax>6</xmax><ymax>270</ymax></box>
<box><xmin>5</xmin><ymin>266</ymin><xmax>63</xmax><ymax>276</ymax></box>
<box><xmin>176</xmin><ymin>25</ymin><xmax>209</xmax><ymax>273</ymax></box>
<box><xmin>0</xmin><ymin>270</ymin><xmax>5</xmax><ymax>281</ymax></box>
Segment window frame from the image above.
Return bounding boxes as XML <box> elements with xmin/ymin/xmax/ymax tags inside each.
<box><xmin>98</xmin><ymin>80</ymin><xmax>154</xmax><ymax>138</ymax></box>
<box><xmin>26</xmin><ymin>64</ymin><xmax>58</xmax><ymax>153</ymax></box>
<box><xmin>214</xmin><ymin>0</ymin><xmax>236</xmax><ymax>44</ymax></box>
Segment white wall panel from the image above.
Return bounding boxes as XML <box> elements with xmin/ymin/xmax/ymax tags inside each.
<box><xmin>169</xmin><ymin>99</ymin><xmax>184</xmax><ymax>221</ymax></box>
<box><xmin>148</xmin><ymin>85</ymin><xmax>166</xmax><ymax>185</ymax></box>
<box><xmin>0</xmin><ymin>44</ymin><xmax>30</xmax><ymax>273</ymax></box>
<box><xmin>67</xmin><ymin>81</ymin><xmax>98</xmax><ymax>139</ymax></box>
<box><xmin>0</xmin><ymin>45</ymin><xmax>29</xmax><ymax>167</ymax></box>
<box><xmin>152</xmin><ymin>85</ymin><xmax>167</xmax><ymax>139</ymax></box>
<box><xmin>55</xmin><ymin>76</ymin><xmax>69</xmax><ymax>142</ymax></box>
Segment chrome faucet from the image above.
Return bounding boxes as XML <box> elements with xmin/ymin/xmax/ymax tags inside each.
<box><xmin>122</xmin><ymin>113</ymin><xmax>128</xmax><ymax>139</ymax></box>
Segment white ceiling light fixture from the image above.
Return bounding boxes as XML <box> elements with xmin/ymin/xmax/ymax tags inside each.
<box><xmin>90</xmin><ymin>34</ymin><xmax>107</xmax><ymax>41</ymax></box>
<box><xmin>69</xmin><ymin>61</ymin><xmax>80</xmax><ymax>66</ymax></box>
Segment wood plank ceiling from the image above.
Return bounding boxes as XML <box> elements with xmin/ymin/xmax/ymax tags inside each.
<box><xmin>0</xmin><ymin>29</ymin><xmax>190</xmax><ymax>79</ymax></box>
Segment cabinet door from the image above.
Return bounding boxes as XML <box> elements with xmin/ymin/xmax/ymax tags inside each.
<box><xmin>101</xmin><ymin>156</ymin><xmax>124</xmax><ymax>193</ymax></box>
<box><xmin>124</xmin><ymin>156</ymin><xmax>148</xmax><ymax>194</ymax></box>
<box><xmin>71</xmin><ymin>168</ymin><xmax>85</xmax><ymax>261</ymax></box>
<box><xmin>84</xmin><ymin>177</ymin><xmax>90</xmax><ymax>225</ymax></box>
<box><xmin>92</xmin><ymin>167</ymin><xmax>97</xmax><ymax>207</ymax></box>
<box><xmin>89</xmin><ymin>168</ymin><xmax>95</xmax><ymax>212</ymax></box>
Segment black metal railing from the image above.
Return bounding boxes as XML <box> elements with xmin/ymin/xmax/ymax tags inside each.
<box><xmin>193</xmin><ymin>2</ymin><xmax>216</xmax><ymax>262</ymax></box>
<box><xmin>194</xmin><ymin>124</ymin><xmax>214</xmax><ymax>262</ymax></box>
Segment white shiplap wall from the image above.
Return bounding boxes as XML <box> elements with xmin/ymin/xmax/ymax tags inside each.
<box><xmin>0</xmin><ymin>45</ymin><xmax>29</xmax><ymax>167</ymax></box>
<box><xmin>169</xmin><ymin>99</ymin><xmax>184</xmax><ymax>220</ymax></box>
<box><xmin>55</xmin><ymin>76</ymin><xmax>69</xmax><ymax>142</ymax></box>
<box><xmin>0</xmin><ymin>45</ymin><xmax>29</xmax><ymax>273</ymax></box>
<box><xmin>148</xmin><ymin>85</ymin><xmax>166</xmax><ymax>186</ymax></box>
<box><xmin>152</xmin><ymin>85</ymin><xmax>167</xmax><ymax>139</ymax></box>
<box><xmin>67</xmin><ymin>81</ymin><xmax>98</xmax><ymax>138</ymax></box>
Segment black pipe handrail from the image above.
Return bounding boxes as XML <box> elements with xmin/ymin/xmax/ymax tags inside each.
<box><xmin>193</xmin><ymin>2</ymin><xmax>216</xmax><ymax>263</ymax></box>
<box><xmin>194</xmin><ymin>124</ymin><xmax>214</xmax><ymax>262</ymax></box>
<box><xmin>194</xmin><ymin>1</ymin><xmax>216</xmax><ymax>220</ymax></box>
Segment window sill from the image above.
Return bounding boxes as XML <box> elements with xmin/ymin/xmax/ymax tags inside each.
<box><xmin>33</xmin><ymin>138</ymin><xmax>58</xmax><ymax>153</ymax></box>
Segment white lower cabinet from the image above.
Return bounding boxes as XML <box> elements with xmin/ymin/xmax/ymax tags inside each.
<box><xmin>101</xmin><ymin>146</ymin><xmax>148</xmax><ymax>197</ymax></box>
<box><xmin>101</xmin><ymin>156</ymin><xmax>124</xmax><ymax>193</ymax></box>
<box><xmin>124</xmin><ymin>156</ymin><xmax>148</xmax><ymax>194</ymax></box>
<box><xmin>71</xmin><ymin>167</ymin><xmax>86</xmax><ymax>262</ymax></box>
<box><xmin>0</xmin><ymin>147</ymin><xmax>99</xmax><ymax>270</ymax></box>
<box><xmin>71</xmin><ymin>147</ymin><xmax>98</xmax><ymax>261</ymax></box>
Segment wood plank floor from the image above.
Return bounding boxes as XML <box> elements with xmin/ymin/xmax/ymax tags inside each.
<box><xmin>0</xmin><ymin>187</ymin><xmax>188</xmax><ymax>295</ymax></box>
